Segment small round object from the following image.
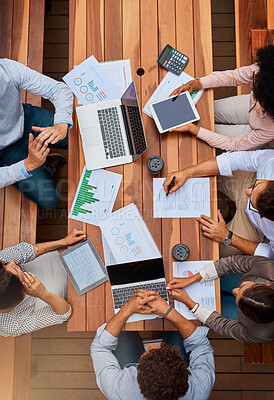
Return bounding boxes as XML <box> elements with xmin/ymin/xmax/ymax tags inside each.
<box><xmin>172</xmin><ymin>244</ymin><xmax>190</xmax><ymax>262</ymax></box>
<box><xmin>137</xmin><ymin>67</ymin><xmax>145</xmax><ymax>76</ymax></box>
<box><xmin>146</xmin><ymin>156</ymin><xmax>165</xmax><ymax>174</ymax></box>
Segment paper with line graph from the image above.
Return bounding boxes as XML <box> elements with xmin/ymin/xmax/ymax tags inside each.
<box><xmin>63</xmin><ymin>55</ymin><xmax>121</xmax><ymax>105</ymax></box>
<box><xmin>69</xmin><ymin>167</ymin><xmax>122</xmax><ymax>226</ymax></box>
<box><xmin>153</xmin><ymin>177</ymin><xmax>211</xmax><ymax>218</ymax></box>
<box><xmin>100</xmin><ymin>203</ymin><xmax>161</xmax><ymax>264</ymax></box>
<box><xmin>173</xmin><ymin>261</ymin><xmax>216</xmax><ymax>320</ymax></box>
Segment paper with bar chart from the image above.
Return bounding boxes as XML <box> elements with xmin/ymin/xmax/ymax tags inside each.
<box><xmin>69</xmin><ymin>167</ymin><xmax>122</xmax><ymax>226</ymax></box>
<box><xmin>100</xmin><ymin>203</ymin><xmax>161</xmax><ymax>264</ymax></box>
<box><xmin>63</xmin><ymin>55</ymin><xmax>121</xmax><ymax>105</ymax></box>
<box><xmin>153</xmin><ymin>177</ymin><xmax>211</xmax><ymax>218</ymax></box>
<box><xmin>172</xmin><ymin>261</ymin><xmax>216</xmax><ymax>320</ymax></box>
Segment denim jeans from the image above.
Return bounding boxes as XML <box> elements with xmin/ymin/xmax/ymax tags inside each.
<box><xmin>0</xmin><ymin>103</ymin><xmax>68</xmax><ymax>209</ymax></box>
<box><xmin>114</xmin><ymin>331</ymin><xmax>189</xmax><ymax>369</ymax></box>
<box><xmin>220</xmin><ymin>272</ymin><xmax>243</xmax><ymax>320</ymax></box>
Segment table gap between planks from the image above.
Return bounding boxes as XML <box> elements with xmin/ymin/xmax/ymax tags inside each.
<box><xmin>67</xmin><ymin>0</ymin><xmax>220</xmax><ymax>332</ymax></box>
<box><xmin>0</xmin><ymin>0</ymin><xmax>45</xmax><ymax>398</ymax></box>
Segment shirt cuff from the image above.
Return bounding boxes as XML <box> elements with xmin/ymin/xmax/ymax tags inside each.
<box><xmin>216</xmin><ymin>153</ymin><xmax>234</xmax><ymax>177</ymax></box>
<box><xmin>194</xmin><ymin>305</ymin><xmax>214</xmax><ymax>324</ymax></box>
<box><xmin>54</xmin><ymin>120</ymin><xmax>73</xmax><ymax>129</ymax></box>
<box><xmin>183</xmin><ymin>326</ymin><xmax>209</xmax><ymax>353</ymax></box>
<box><xmin>20</xmin><ymin>160</ymin><xmax>32</xmax><ymax>178</ymax></box>
<box><xmin>254</xmin><ymin>242</ymin><xmax>273</xmax><ymax>258</ymax></box>
<box><xmin>97</xmin><ymin>323</ymin><xmax>119</xmax><ymax>351</ymax></box>
<box><xmin>199</xmin><ymin>262</ymin><xmax>218</xmax><ymax>282</ymax></box>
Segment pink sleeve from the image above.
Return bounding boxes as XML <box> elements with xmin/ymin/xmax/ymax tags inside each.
<box><xmin>200</xmin><ymin>64</ymin><xmax>259</xmax><ymax>89</ymax></box>
<box><xmin>197</xmin><ymin>127</ymin><xmax>274</xmax><ymax>151</ymax></box>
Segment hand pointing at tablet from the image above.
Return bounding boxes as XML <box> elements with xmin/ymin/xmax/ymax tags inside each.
<box><xmin>169</xmin><ymin>122</ymin><xmax>200</xmax><ymax>136</ymax></box>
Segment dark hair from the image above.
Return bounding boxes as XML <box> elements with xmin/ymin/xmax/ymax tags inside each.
<box><xmin>137</xmin><ymin>342</ymin><xmax>190</xmax><ymax>400</ymax></box>
<box><xmin>0</xmin><ymin>261</ymin><xmax>24</xmax><ymax>310</ymax></box>
<box><xmin>253</xmin><ymin>45</ymin><xmax>274</xmax><ymax>118</ymax></box>
<box><xmin>256</xmin><ymin>181</ymin><xmax>274</xmax><ymax>221</ymax></box>
<box><xmin>238</xmin><ymin>284</ymin><xmax>274</xmax><ymax>324</ymax></box>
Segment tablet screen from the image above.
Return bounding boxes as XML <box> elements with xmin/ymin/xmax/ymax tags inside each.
<box><xmin>152</xmin><ymin>93</ymin><xmax>197</xmax><ymax>131</ymax></box>
<box><xmin>63</xmin><ymin>242</ymin><xmax>105</xmax><ymax>290</ymax></box>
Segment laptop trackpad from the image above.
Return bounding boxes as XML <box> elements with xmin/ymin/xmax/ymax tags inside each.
<box><xmin>82</xmin><ymin>126</ymin><xmax>100</xmax><ymax>147</ymax></box>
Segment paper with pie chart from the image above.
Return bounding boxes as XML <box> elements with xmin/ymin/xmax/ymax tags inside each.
<box><xmin>100</xmin><ymin>203</ymin><xmax>161</xmax><ymax>264</ymax></box>
<box><xmin>153</xmin><ymin>177</ymin><xmax>211</xmax><ymax>218</ymax></box>
<box><xmin>172</xmin><ymin>261</ymin><xmax>216</xmax><ymax>320</ymax></box>
<box><xmin>63</xmin><ymin>55</ymin><xmax>121</xmax><ymax>105</ymax></box>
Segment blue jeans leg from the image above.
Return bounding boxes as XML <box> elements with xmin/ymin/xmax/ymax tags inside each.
<box><xmin>162</xmin><ymin>331</ymin><xmax>190</xmax><ymax>364</ymax></box>
<box><xmin>0</xmin><ymin>104</ymin><xmax>68</xmax><ymax>208</ymax></box>
<box><xmin>220</xmin><ymin>272</ymin><xmax>243</xmax><ymax>320</ymax></box>
<box><xmin>114</xmin><ymin>331</ymin><xmax>145</xmax><ymax>369</ymax></box>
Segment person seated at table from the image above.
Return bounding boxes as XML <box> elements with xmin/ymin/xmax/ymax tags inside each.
<box><xmin>0</xmin><ymin>228</ymin><xmax>85</xmax><ymax>337</ymax></box>
<box><xmin>163</xmin><ymin>149</ymin><xmax>274</xmax><ymax>259</ymax></box>
<box><xmin>170</xmin><ymin>45</ymin><xmax>274</xmax><ymax>152</ymax></box>
<box><xmin>90</xmin><ymin>289</ymin><xmax>215</xmax><ymax>400</ymax></box>
<box><xmin>0</xmin><ymin>58</ymin><xmax>73</xmax><ymax>209</ymax></box>
<box><xmin>0</xmin><ymin>133</ymin><xmax>49</xmax><ymax>189</ymax></box>
<box><xmin>167</xmin><ymin>255</ymin><xmax>274</xmax><ymax>343</ymax></box>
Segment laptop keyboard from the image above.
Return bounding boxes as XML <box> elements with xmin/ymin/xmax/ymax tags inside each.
<box><xmin>112</xmin><ymin>281</ymin><xmax>168</xmax><ymax>310</ymax></box>
<box><xmin>98</xmin><ymin>108</ymin><xmax>126</xmax><ymax>159</ymax></box>
<box><xmin>127</xmin><ymin>106</ymin><xmax>147</xmax><ymax>155</ymax></box>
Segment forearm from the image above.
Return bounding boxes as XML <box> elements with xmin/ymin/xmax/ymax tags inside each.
<box><xmin>166</xmin><ymin>308</ymin><xmax>196</xmax><ymax>339</ymax></box>
<box><xmin>183</xmin><ymin>158</ymin><xmax>219</xmax><ymax>178</ymax></box>
<box><xmin>105</xmin><ymin>305</ymin><xmax>131</xmax><ymax>337</ymax></box>
<box><xmin>230</xmin><ymin>234</ymin><xmax>259</xmax><ymax>255</ymax></box>
<box><xmin>39</xmin><ymin>291</ymin><xmax>70</xmax><ymax>314</ymax></box>
<box><xmin>33</xmin><ymin>238</ymin><xmax>68</xmax><ymax>257</ymax></box>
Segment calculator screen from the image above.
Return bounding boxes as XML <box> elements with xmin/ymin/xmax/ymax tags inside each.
<box><xmin>152</xmin><ymin>93</ymin><xmax>197</xmax><ymax>131</ymax></box>
<box><xmin>63</xmin><ymin>243</ymin><xmax>105</xmax><ymax>290</ymax></box>
<box><xmin>158</xmin><ymin>46</ymin><xmax>171</xmax><ymax>64</ymax></box>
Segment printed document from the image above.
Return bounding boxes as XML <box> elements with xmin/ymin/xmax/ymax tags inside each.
<box><xmin>100</xmin><ymin>203</ymin><xmax>161</xmax><ymax>264</ymax></box>
<box><xmin>143</xmin><ymin>71</ymin><xmax>204</xmax><ymax>117</ymax></box>
<box><xmin>63</xmin><ymin>55</ymin><xmax>121</xmax><ymax>105</ymax></box>
<box><xmin>153</xmin><ymin>178</ymin><xmax>211</xmax><ymax>218</ymax></box>
<box><xmin>69</xmin><ymin>167</ymin><xmax>122</xmax><ymax>226</ymax></box>
<box><xmin>173</xmin><ymin>261</ymin><xmax>216</xmax><ymax>320</ymax></box>
<box><xmin>100</xmin><ymin>59</ymin><xmax>132</xmax><ymax>95</ymax></box>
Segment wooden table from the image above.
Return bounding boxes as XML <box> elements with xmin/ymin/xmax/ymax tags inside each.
<box><xmin>67</xmin><ymin>0</ymin><xmax>220</xmax><ymax>332</ymax></box>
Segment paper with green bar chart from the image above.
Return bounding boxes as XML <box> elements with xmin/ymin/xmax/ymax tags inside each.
<box><xmin>69</xmin><ymin>167</ymin><xmax>122</xmax><ymax>226</ymax></box>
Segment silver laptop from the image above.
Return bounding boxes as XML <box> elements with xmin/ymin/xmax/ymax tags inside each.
<box><xmin>106</xmin><ymin>258</ymin><xmax>169</xmax><ymax>323</ymax></box>
<box><xmin>76</xmin><ymin>81</ymin><xmax>147</xmax><ymax>170</ymax></box>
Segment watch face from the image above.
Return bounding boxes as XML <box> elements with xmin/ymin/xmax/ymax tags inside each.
<box><xmin>223</xmin><ymin>237</ymin><xmax>231</xmax><ymax>246</ymax></box>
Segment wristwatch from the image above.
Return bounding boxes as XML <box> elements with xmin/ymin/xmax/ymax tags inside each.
<box><xmin>222</xmin><ymin>230</ymin><xmax>233</xmax><ymax>246</ymax></box>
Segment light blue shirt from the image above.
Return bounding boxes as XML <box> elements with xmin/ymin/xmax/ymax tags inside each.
<box><xmin>0</xmin><ymin>160</ymin><xmax>31</xmax><ymax>189</ymax></box>
<box><xmin>216</xmin><ymin>149</ymin><xmax>274</xmax><ymax>258</ymax></box>
<box><xmin>0</xmin><ymin>58</ymin><xmax>73</xmax><ymax>150</ymax></box>
<box><xmin>90</xmin><ymin>324</ymin><xmax>215</xmax><ymax>400</ymax></box>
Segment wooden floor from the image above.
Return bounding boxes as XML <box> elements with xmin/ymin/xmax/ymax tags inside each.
<box><xmin>31</xmin><ymin>0</ymin><xmax>274</xmax><ymax>399</ymax></box>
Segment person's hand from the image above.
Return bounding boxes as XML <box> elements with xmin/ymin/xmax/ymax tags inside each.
<box><xmin>196</xmin><ymin>209</ymin><xmax>229</xmax><ymax>243</ymax></box>
<box><xmin>163</xmin><ymin>170</ymin><xmax>189</xmax><ymax>194</ymax></box>
<box><xmin>23</xmin><ymin>272</ymin><xmax>49</xmax><ymax>300</ymax></box>
<box><xmin>24</xmin><ymin>133</ymin><xmax>50</xmax><ymax>173</ymax></box>
<box><xmin>169</xmin><ymin>288</ymin><xmax>191</xmax><ymax>305</ymax></box>
<box><xmin>136</xmin><ymin>290</ymin><xmax>170</xmax><ymax>316</ymax></box>
<box><xmin>125</xmin><ymin>291</ymin><xmax>158</xmax><ymax>315</ymax></box>
<box><xmin>62</xmin><ymin>229</ymin><xmax>86</xmax><ymax>246</ymax></box>
<box><xmin>170</xmin><ymin>79</ymin><xmax>200</xmax><ymax>97</ymax></box>
<box><xmin>169</xmin><ymin>122</ymin><xmax>199</xmax><ymax>137</ymax></box>
<box><xmin>167</xmin><ymin>277</ymin><xmax>193</xmax><ymax>290</ymax></box>
<box><xmin>32</xmin><ymin>122</ymin><xmax>68</xmax><ymax>145</ymax></box>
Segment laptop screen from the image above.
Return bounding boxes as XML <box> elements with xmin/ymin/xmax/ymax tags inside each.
<box><xmin>107</xmin><ymin>257</ymin><xmax>165</xmax><ymax>286</ymax></box>
<box><xmin>121</xmin><ymin>82</ymin><xmax>147</xmax><ymax>160</ymax></box>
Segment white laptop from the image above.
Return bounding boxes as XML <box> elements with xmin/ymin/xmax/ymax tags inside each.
<box><xmin>76</xmin><ymin>81</ymin><xmax>147</xmax><ymax>170</ymax></box>
<box><xmin>106</xmin><ymin>258</ymin><xmax>169</xmax><ymax>323</ymax></box>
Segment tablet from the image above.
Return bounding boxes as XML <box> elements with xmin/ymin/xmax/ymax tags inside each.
<box><xmin>59</xmin><ymin>239</ymin><xmax>108</xmax><ymax>296</ymax></box>
<box><xmin>149</xmin><ymin>91</ymin><xmax>200</xmax><ymax>133</ymax></box>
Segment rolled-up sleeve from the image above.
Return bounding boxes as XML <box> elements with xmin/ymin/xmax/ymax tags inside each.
<box><xmin>0</xmin><ymin>161</ymin><xmax>31</xmax><ymax>189</ymax></box>
<box><xmin>0</xmin><ymin>242</ymin><xmax>36</xmax><ymax>266</ymax></box>
<box><xmin>216</xmin><ymin>150</ymin><xmax>262</xmax><ymax>176</ymax></box>
<box><xmin>254</xmin><ymin>242</ymin><xmax>274</xmax><ymax>259</ymax></box>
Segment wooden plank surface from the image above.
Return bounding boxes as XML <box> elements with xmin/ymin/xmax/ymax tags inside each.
<box><xmin>268</xmin><ymin>0</ymin><xmax>274</xmax><ymax>28</ymax></box>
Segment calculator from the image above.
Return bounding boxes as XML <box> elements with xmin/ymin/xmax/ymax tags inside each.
<box><xmin>157</xmin><ymin>44</ymin><xmax>189</xmax><ymax>76</ymax></box>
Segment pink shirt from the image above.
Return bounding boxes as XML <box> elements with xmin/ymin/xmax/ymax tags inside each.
<box><xmin>197</xmin><ymin>64</ymin><xmax>274</xmax><ymax>151</ymax></box>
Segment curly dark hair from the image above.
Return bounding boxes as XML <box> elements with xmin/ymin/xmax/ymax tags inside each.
<box><xmin>0</xmin><ymin>261</ymin><xmax>24</xmax><ymax>310</ymax></box>
<box><xmin>137</xmin><ymin>342</ymin><xmax>190</xmax><ymax>400</ymax></box>
<box><xmin>238</xmin><ymin>283</ymin><xmax>274</xmax><ymax>324</ymax></box>
<box><xmin>253</xmin><ymin>45</ymin><xmax>274</xmax><ymax>118</ymax></box>
<box><xmin>256</xmin><ymin>180</ymin><xmax>274</xmax><ymax>221</ymax></box>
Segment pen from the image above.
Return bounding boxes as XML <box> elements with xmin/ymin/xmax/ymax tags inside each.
<box><xmin>166</xmin><ymin>176</ymin><xmax>176</xmax><ymax>196</ymax></box>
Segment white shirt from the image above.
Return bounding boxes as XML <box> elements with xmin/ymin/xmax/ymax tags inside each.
<box><xmin>217</xmin><ymin>150</ymin><xmax>274</xmax><ymax>258</ymax></box>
